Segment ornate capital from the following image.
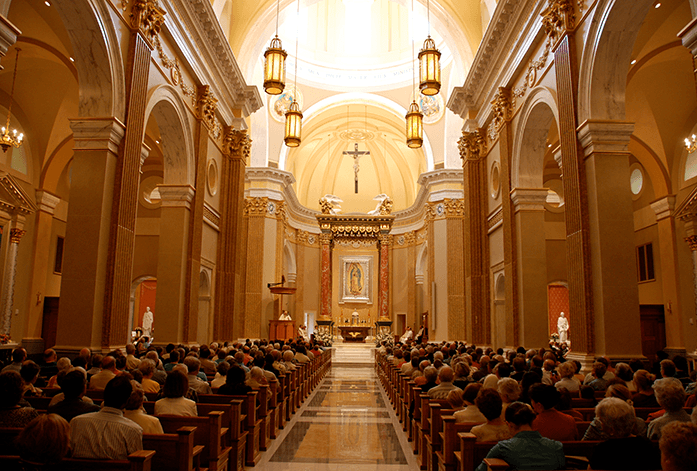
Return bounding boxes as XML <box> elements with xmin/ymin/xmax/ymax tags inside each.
<box><xmin>458</xmin><ymin>130</ymin><xmax>487</xmax><ymax>162</ymax></box>
<box><xmin>444</xmin><ymin>198</ymin><xmax>465</xmax><ymax>217</ymax></box>
<box><xmin>9</xmin><ymin>228</ymin><xmax>25</xmax><ymax>244</ymax></box>
<box><xmin>296</xmin><ymin>230</ymin><xmax>308</xmax><ymax>244</ymax></box>
<box><xmin>378</xmin><ymin>233</ymin><xmax>392</xmax><ymax>246</ymax></box>
<box><xmin>197</xmin><ymin>85</ymin><xmax>218</xmax><ymax>129</ymax></box>
<box><xmin>243</xmin><ymin>197</ymin><xmax>268</xmax><ymax>216</ymax></box>
<box><xmin>223</xmin><ymin>128</ymin><xmax>252</xmax><ymax>160</ymax></box>
<box><xmin>319</xmin><ymin>232</ymin><xmax>333</xmax><ymax>244</ymax></box>
<box><xmin>130</xmin><ymin>0</ymin><xmax>166</xmax><ymax>43</ymax></box>
<box><xmin>686</xmin><ymin>235</ymin><xmax>697</xmax><ymax>251</ymax></box>
<box><xmin>490</xmin><ymin>87</ymin><xmax>512</xmax><ymax>137</ymax></box>
<box><xmin>541</xmin><ymin>0</ymin><xmax>574</xmax><ymax>43</ymax></box>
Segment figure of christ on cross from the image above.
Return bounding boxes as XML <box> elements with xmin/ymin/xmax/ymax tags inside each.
<box><xmin>343</xmin><ymin>142</ymin><xmax>370</xmax><ymax>193</ymax></box>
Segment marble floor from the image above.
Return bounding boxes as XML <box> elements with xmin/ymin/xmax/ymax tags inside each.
<box><xmin>253</xmin><ymin>364</ymin><xmax>420</xmax><ymax>471</ymax></box>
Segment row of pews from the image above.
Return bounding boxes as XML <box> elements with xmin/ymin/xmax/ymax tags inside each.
<box><xmin>1</xmin><ymin>349</ymin><xmax>331</xmax><ymax>471</ymax></box>
<box><xmin>375</xmin><ymin>353</ymin><xmax>666</xmax><ymax>471</ymax></box>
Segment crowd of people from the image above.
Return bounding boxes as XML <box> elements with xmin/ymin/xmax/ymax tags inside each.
<box><xmin>0</xmin><ymin>338</ymin><xmax>327</xmax><ymax>465</ymax></box>
<box><xmin>378</xmin><ymin>340</ymin><xmax>697</xmax><ymax>471</ymax></box>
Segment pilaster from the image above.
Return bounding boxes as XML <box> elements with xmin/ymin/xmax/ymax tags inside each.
<box><xmin>243</xmin><ymin>197</ymin><xmax>268</xmax><ymax>338</ymax></box>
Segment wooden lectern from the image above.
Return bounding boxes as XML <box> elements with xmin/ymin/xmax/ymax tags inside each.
<box><xmin>269</xmin><ymin>320</ymin><xmax>296</xmax><ymax>341</ymax></box>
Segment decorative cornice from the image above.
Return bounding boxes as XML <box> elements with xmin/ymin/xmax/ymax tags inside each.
<box><xmin>316</xmin><ymin>214</ymin><xmax>395</xmax><ymax>240</ymax></box>
<box><xmin>650</xmin><ymin>196</ymin><xmax>676</xmax><ymax>222</ymax></box>
<box><xmin>488</xmin><ymin>207</ymin><xmax>504</xmax><ymax>232</ymax></box>
<box><xmin>202</xmin><ymin>203</ymin><xmax>220</xmax><ymax>229</ymax></box>
<box><xmin>0</xmin><ymin>172</ymin><xmax>37</xmax><ymax>216</ymax></box>
<box><xmin>35</xmin><ymin>190</ymin><xmax>60</xmax><ymax>214</ymax></box>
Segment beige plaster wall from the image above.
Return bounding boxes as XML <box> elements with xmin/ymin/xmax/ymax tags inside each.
<box><xmin>132</xmin><ymin>236</ymin><xmax>159</xmax><ymax>279</ymax></box>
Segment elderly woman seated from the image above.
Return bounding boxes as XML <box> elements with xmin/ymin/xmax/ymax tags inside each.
<box><xmin>125</xmin><ymin>380</ymin><xmax>163</xmax><ymax>433</ymax></box>
<box><xmin>587</xmin><ymin>398</ymin><xmax>660</xmax><ymax>470</ymax></box>
<box><xmin>155</xmin><ymin>370</ymin><xmax>197</xmax><ymax>416</ymax></box>
<box><xmin>583</xmin><ymin>384</ymin><xmax>647</xmax><ymax>440</ymax></box>
<box><xmin>454</xmin><ymin>383</ymin><xmax>486</xmax><ymax>424</ymax></box>
<box><xmin>497</xmin><ymin>378</ymin><xmax>521</xmax><ymax>419</ymax></box>
<box><xmin>659</xmin><ymin>421</ymin><xmax>697</xmax><ymax>471</ymax></box>
<box><xmin>647</xmin><ymin>377</ymin><xmax>691</xmax><ymax>440</ymax></box>
<box><xmin>555</xmin><ymin>361</ymin><xmax>581</xmax><ymax>392</ymax></box>
<box><xmin>16</xmin><ymin>414</ymin><xmax>71</xmax><ymax>466</ymax></box>
<box><xmin>470</xmin><ymin>388</ymin><xmax>511</xmax><ymax>442</ymax></box>
<box><xmin>475</xmin><ymin>402</ymin><xmax>565</xmax><ymax>471</ymax></box>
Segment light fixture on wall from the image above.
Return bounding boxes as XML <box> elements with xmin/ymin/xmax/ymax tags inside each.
<box><xmin>284</xmin><ymin>0</ymin><xmax>303</xmax><ymax>147</ymax></box>
<box><xmin>0</xmin><ymin>48</ymin><xmax>23</xmax><ymax>153</ymax></box>
<box><xmin>418</xmin><ymin>0</ymin><xmax>441</xmax><ymax>96</ymax></box>
<box><xmin>263</xmin><ymin>0</ymin><xmax>287</xmax><ymax>95</ymax></box>
<box><xmin>685</xmin><ymin>134</ymin><xmax>697</xmax><ymax>153</ymax></box>
<box><xmin>406</xmin><ymin>0</ymin><xmax>423</xmax><ymax>149</ymax></box>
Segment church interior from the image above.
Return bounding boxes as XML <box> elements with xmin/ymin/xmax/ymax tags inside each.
<box><xmin>0</xmin><ymin>0</ymin><xmax>696</xmax><ymax>368</ymax></box>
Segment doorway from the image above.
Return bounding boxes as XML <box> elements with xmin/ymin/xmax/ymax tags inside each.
<box><xmin>639</xmin><ymin>305</ymin><xmax>666</xmax><ymax>363</ymax></box>
<box><xmin>41</xmin><ymin>297</ymin><xmax>60</xmax><ymax>349</ymax></box>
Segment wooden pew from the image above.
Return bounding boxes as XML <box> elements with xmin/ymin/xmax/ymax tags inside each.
<box><xmin>142</xmin><ymin>426</ymin><xmax>202</xmax><ymax>471</ymax></box>
<box><xmin>0</xmin><ymin>451</ymin><xmax>155</xmax><ymax>471</ymax></box>
<box><xmin>157</xmin><ymin>411</ymin><xmax>231</xmax><ymax>471</ymax></box>
<box><xmin>437</xmin><ymin>417</ymin><xmax>479</xmax><ymax>471</ymax></box>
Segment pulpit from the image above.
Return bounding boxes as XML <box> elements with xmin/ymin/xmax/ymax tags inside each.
<box><xmin>269</xmin><ymin>320</ymin><xmax>296</xmax><ymax>341</ymax></box>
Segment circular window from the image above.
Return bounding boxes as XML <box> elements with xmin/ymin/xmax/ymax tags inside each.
<box><xmin>490</xmin><ymin>162</ymin><xmax>501</xmax><ymax>199</ymax></box>
<box><xmin>139</xmin><ymin>175</ymin><xmax>163</xmax><ymax>209</ymax></box>
<box><xmin>630</xmin><ymin>167</ymin><xmax>643</xmax><ymax>196</ymax></box>
<box><xmin>544</xmin><ymin>178</ymin><xmax>565</xmax><ymax>213</ymax></box>
<box><xmin>207</xmin><ymin>159</ymin><xmax>218</xmax><ymax>196</ymax></box>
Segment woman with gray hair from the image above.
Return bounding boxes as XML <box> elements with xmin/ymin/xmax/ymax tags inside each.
<box><xmin>647</xmin><ymin>377</ymin><xmax>691</xmax><ymax>440</ymax></box>
<box><xmin>554</xmin><ymin>361</ymin><xmax>580</xmax><ymax>392</ymax></box>
<box><xmin>588</xmin><ymin>397</ymin><xmax>660</xmax><ymax>470</ymax></box>
<box><xmin>497</xmin><ymin>377</ymin><xmax>521</xmax><ymax>418</ymax></box>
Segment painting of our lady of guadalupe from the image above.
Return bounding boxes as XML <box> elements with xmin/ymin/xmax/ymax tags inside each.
<box><xmin>340</xmin><ymin>256</ymin><xmax>372</xmax><ymax>304</ymax></box>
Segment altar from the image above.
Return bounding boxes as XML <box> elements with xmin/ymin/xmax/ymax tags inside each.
<box><xmin>339</xmin><ymin>325</ymin><xmax>370</xmax><ymax>342</ymax></box>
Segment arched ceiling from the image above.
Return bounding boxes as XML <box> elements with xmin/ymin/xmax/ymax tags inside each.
<box><xmin>285</xmin><ymin>97</ymin><xmax>427</xmax><ymax>213</ymax></box>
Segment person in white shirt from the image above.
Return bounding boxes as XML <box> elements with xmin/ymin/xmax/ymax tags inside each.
<box><xmin>124</xmin><ymin>380</ymin><xmax>163</xmax><ymax>434</ymax></box>
<box><xmin>154</xmin><ymin>370</ymin><xmax>197</xmax><ymax>417</ymax></box>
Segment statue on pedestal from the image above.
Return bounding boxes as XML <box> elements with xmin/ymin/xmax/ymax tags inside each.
<box><xmin>557</xmin><ymin>312</ymin><xmax>569</xmax><ymax>344</ymax></box>
<box><xmin>142</xmin><ymin>307</ymin><xmax>154</xmax><ymax>338</ymax></box>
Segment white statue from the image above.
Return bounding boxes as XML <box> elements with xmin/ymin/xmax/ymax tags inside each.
<box><xmin>368</xmin><ymin>194</ymin><xmax>393</xmax><ymax>215</ymax></box>
<box><xmin>351</xmin><ymin>310</ymin><xmax>359</xmax><ymax>325</ymax></box>
<box><xmin>319</xmin><ymin>194</ymin><xmax>343</xmax><ymax>215</ymax></box>
<box><xmin>557</xmin><ymin>312</ymin><xmax>569</xmax><ymax>344</ymax></box>
<box><xmin>142</xmin><ymin>307</ymin><xmax>154</xmax><ymax>338</ymax></box>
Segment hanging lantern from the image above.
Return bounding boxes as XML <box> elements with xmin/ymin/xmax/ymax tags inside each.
<box><xmin>419</xmin><ymin>37</ymin><xmax>441</xmax><ymax>96</ymax></box>
<box><xmin>263</xmin><ymin>36</ymin><xmax>287</xmax><ymax>95</ymax></box>
<box><xmin>405</xmin><ymin>101</ymin><xmax>423</xmax><ymax>149</ymax></box>
<box><xmin>284</xmin><ymin>100</ymin><xmax>303</xmax><ymax>147</ymax></box>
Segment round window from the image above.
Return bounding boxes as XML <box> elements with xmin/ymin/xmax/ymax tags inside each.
<box><xmin>630</xmin><ymin>167</ymin><xmax>643</xmax><ymax>196</ymax></box>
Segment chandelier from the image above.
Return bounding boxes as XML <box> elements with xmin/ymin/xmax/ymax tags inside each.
<box><xmin>418</xmin><ymin>0</ymin><xmax>441</xmax><ymax>96</ymax></box>
<box><xmin>406</xmin><ymin>0</ymin><xmax>423</xmax><ymax>148</ymax></box>
<box><xmin>284</xmin><ymin>0</ymin><xmax>303</xmax><ymax>147</ymax></box>
<box><xmin>0</xmin><ymin>48</ymin><xmax>23</xmax><ymax>153</ymax></box>
<box><xmin>263</xmin><ymin>0</ymin><xmax>286</xmax><ymax>95</ymax></box>
<box><xmin>685</xmin><ymin>134</ymin><xmax>697</xmax><ymax>153</ymax></box>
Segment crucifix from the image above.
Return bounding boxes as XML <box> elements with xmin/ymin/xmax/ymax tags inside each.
<box><xmin>343</xmin><ymin>143</ymin><xmax>370</xmax><ymax>193</ymax></box>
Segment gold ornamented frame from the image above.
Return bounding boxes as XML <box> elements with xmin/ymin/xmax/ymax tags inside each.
<box><xmin>339</xmin><ymin>255</ymin><xmax>373</xmax><ymax>304</ymax></box>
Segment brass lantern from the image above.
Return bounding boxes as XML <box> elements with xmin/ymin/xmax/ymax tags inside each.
<box><xmin>418</xmin><ymin>36</ymin><xmax>441</xmax><ymax>96</ymax></box>
<box><xmin>264</xmin><ymin>36</ymin><xmax>287</xmax><ymax>95</ymax></box>
<box><xmin>405</xmin><ymin>101</ymin><xmax>423</xmax><ymax>149</ymax></box>
<box><xmin>284</xmin><ymin>100</ymin><xmax>303</xmax><ymax>147</ymax></box>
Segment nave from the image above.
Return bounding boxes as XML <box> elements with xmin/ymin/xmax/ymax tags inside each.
<box><xmin>254</xmin><ymin>348</ymin><xmax>419</xmax><ymax>471</ymax></box>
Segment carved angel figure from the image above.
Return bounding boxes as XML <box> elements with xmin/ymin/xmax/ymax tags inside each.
<box><xmin>319</xmin><ymin>194</ymin><xmax>343</xmax><ymax>215</ymax></box>
<box><xmin>368</xmin><ymin>194</ymin><xmax>393</xmax><ymax>215</ymax></box>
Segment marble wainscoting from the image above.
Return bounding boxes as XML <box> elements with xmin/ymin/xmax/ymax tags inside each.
<box><xmin>254</xmin><ymin>365</ymin><xmax>420</xmax><ymax>471</ymax></box>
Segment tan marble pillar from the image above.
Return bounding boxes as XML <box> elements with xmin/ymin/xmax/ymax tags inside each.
<box><xmin>511</xmin><ymin>188</ymin><xmax>549</xmax><ymax>348</ymax></box>
<box><xmin>214</xmin><ymin>129</ymin><xmax>250</xmax><ymax>341</ymax></box>
<box><xmin>294</xmin><ymin>232</ymin><xmax>307</xmax><ymax>319</ymax></box>
<box><xmin>319</xmin><ymin>231</ymin><xmax>332</xmax><ymax>319</ymax></box>
<box><xmin>378</xmin><ymin>233</ymin><xmax>391</xmax><ymax>320</ymax></box>
<box><xmin>1</xmin><ymin>223</ymin><xmax>25</xmax><ymax>336</ymax></box>
<box><xmin>154</xmin><ymin>185</ymin><xmax>194</xmax><ymax>344</ymax></box>
<box><xmin>683</xmin><ymin>234</ymin><xmax>697</xmax><ymax>326</ymax></box>
<box><xmin>444</xmin><ymin>200</ymin><xmax>466</xmax><ymax>341</ymax></box>
<box><xmin>650</xmin><ymin>197</ymin><xmax>685</xmax><ymax>355</ymax></box>
<box><xmin>243</xmin><ymin>197</ymin><xmax>268</xmax><ymax>338</ymax></box>
<box><xmin>23</xmin><ymin>191</ymin><xmax>60</xmax><ymax>347</ymax></box>
<box><xmin>102</xmin><ymin>10</ymin><xmax>162</xmax><ymax>348</ymax></box>
<box><xmin>577</xmin><ymin>120</ymin><xmax>643</xmax><ymax>359</ymax></box>
<box><xmin>57</xmin><ymin>118</ymin><xmax>124</xmax><ymax>353</ymax></box>
<box><xmin>460</xmin><ymin>129</ymin><xmax>490</xmax><ymax>344</ymax></box>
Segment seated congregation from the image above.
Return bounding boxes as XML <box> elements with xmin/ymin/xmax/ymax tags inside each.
<box><xmin>377</xmin><ymin>340</ymin><xmax>697</xmax><ymax>471</ymax></box>
<box><xmin>0</xmin><ymin>338</ymin><xmax>330</xmax><ymax>470</ymax></box>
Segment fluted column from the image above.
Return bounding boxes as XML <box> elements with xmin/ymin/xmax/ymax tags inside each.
<box><xmin>243</xmin><ymin>197</ymin><xmax>268</xmax><ymax>338</ymax></box>
<box><xmin>319</xmin><ymin>231</ymin><xmax>332</xmax><ymax>319</ymax></box>
<box><xmin>214</xmin><ymin>128</ymin><xmax>250</xmax><ymax>341</ymax></box>
<box><xmin>23</xmin><ymin>191</ymin><xmax>60</xmax><ymax>348</ymax></box>
<box><xmin>511</xmin><ymin>188</ymin><xmax>549</xmax><ymax>348</ymax></box>
<box><xmin>378</xmin><ymin>232</ymin><xmax>391</xmax><ymax>320</ymax></box>
<box><xmin>1</xmin><ymin>224</ymin><xmax>25</xmax><ymax>337</ymax></box>
<box><xmin>684</xmin><ymin>234</ymin><xmax>697</xmax><ymax>322</ymax></box>
<box><xmin>102</xmin><ymin>4</ymin><xmax>164</xmax><ymax>348</ymax></box>
<box><xmin>650</xmin><ymin>197</ymin><xmax>685</xmax><ymax>355</ymax></box>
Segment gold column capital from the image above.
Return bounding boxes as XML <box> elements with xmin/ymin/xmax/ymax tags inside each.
<box><xmin>541</xmin><ymin>0</ymin><xmax>575</xmax><ymax>42</ymax></box>
<box><xmin>490</xmin><ymin>87</ymin><xmax>513</xmax><ymax>133</ymax></box>
<box><xmin>9</xmin><ymin>228</ymin><xmax>25</xmax><ymax>244</ymax></box>
<box><xmin>685</xmin><ymin>235</ymin><xmax>697</xmax><ymax>251</ymax></box>
<box><xmin>197</xmin><ymin>85</ymin><xmax>218</xmax><ymax>129</ymax></box>
<box><xmin>458</xmin><ymin>129</ymin><xmax>487</xmax><ymax>162</ymax></box>
<box><xmin>243</xmin><ymin>197</ymin><xmax>269</xmax><ymax>216</ymax></box>
<box><xmin>130</xmin><ymin>0</ymin><xmax>166</xmax><ymax>42</ymax></box>
<box><xmin>224</xmin><ymin>128</ymin><xmax>252</xmax><ymax>160</ymax></box>
<box><xmin>319</xmin><ymin>232</ymin><xmax>333</xmax><ymax>245</ymax></box>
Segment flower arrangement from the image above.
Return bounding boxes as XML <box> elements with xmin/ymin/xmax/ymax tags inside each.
<box><xmin>375</xmin><ymin>329</ymin><xmax>394</xmax><ymax>347</ymax></box>
<box><xmin>0</xmin><ymin>333</ymin><xmax>11</xmax><ymax>345</ymax></box>
<box><xmin>314</xmin><ymin>327</ymin><xmax>333</xmax><ymax>347</ymax></box>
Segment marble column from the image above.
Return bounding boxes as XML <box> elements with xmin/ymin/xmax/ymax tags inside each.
<box><xmin>684</xmin><ymin>234</ymin><xmax>697</xmax><ymax>323</ymax></box>
<box><xmin>378</xmin><ymin>233</ymin><xmax>391</xmax><ymax>320</ymax></box>
<box><xmin>319</xmin><ymin>231</ymin><xmax>332</xmax><ymax>319</ymax></box>
<box><xmin>23</xmin><ymin>191</ymin><xmax>60</xmax><ymax>348</ymax></box>
<box><xmin>0</xmin><ymin>224</ymin><xmax>24</xmax><ymax>337</ymax></box>
<box><xmin>243</xmin><ymin>197</ymin><xmax>268</xmax><ymax>338</ymax></box>
<box><xmin>511</xmin><ymin>188</ymin><xmax>549</xmax><ymax>349</ymax></box>
<box><xmin>214</xmin><ymin>128</ymin><xmax>250</xmax><ymax>341</ymax></box>
<box><xmin>650</xmin><ymin>196</ymin><xmax>685</xmax><ymax>355</ymax></box>
<box><xmin>154</xmin><ymin>185</ymin><xmax>194</xmax><ymax>345</ymax></box>
<box><xmin>577</xmin><ymin>120</ymin><xmax>643</xmax><ymax>360</ymax></box>
<box><xmin>102</xmin><ymin>22</ymin><xmax>158</xmax><ymax>348</ymax></box>
<box><xmin>57</xmin><ymin>118</ymin><xmax>124</xmax><ymax>353</ymax></box>
<box><xmin>460</xmin><ymin>129</ymin><xmax>490</xmax><ymax>344</ymax></box>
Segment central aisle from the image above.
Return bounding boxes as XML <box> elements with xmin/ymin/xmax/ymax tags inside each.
<box><xmin>254</xmin><ymin>362</ymin><xmax>420</xmax><ymax>470</ymax></box>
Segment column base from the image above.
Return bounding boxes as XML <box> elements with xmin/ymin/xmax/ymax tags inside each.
<box><xmin>663</xmin><ymin>347</ymin><xmax>687</xmax><ymax>358</ymax></box>
<box><xmin>21</xmin><ymin>337</ymin><xmax>45</xmax><ymax>355</ymax></box>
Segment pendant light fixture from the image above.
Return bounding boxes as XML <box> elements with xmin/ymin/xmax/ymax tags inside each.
<box><xmin>263</xmin><ymin>0</ymin><xmax>287</xmax><ymax>95</ymax></box>
<box><xmin>418</xmin><ymin>0</ymin><xmax>441</xmax><ymax>96</ymax></box>
<box><xmin>406</xmin><ymin>0</ymin><xmax>423</xmax><ymax>149</ymax></box>
<box><xmin>0</xmin><ymin>48</ymin><xmax>23</xmax><ymax>153</ymax></box>
<box><xmin>284</xmin><ymin>0</ymin><xmax>303</xmax><ymax>147</ymax></box>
